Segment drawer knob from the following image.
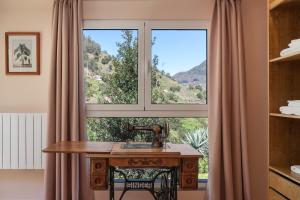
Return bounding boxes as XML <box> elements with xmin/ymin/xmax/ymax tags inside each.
<box><xmin>95</xmin><ymin>177</ymin><xmax>102</xmax><ymax>184</ymax></box>
<box><xmin>95</xmin><ymin>163</ymin><xmax>102</xmax><ymax>169</ymax></box>
<box><xmin>186</xmin><ymin>177</ymin><xmax>193</xmax><ymax>184</ymax></box>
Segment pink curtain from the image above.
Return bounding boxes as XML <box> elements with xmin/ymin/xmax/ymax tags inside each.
<box><xmin>208</xmin><ymin>0</ymin><xmax>251</xmax><ymax>199</ymax></box>
<box><xmin>44</xmin><ymin>0</ymin><xmax>93</xmax><ymax>199</ymax></box>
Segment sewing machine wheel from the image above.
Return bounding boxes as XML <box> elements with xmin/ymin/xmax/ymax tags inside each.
<box><xmin>163</xmin><ymin>122</ymin><xmax>170</xmax><ymax>139</ymax></box>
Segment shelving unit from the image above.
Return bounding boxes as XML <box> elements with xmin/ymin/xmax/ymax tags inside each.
<box><xmin>269</xmin><ymin>52</ymin><xmax>300</xmax><ymax>63</ymax></box>
<box><xmin>269</xmin><ymin>0</ymin><xmax>300</xmax><ymax>199</ymax></box>
<box><xmin>270</xmin><ymin>165</ymin><xmax>300</xmax><ymax>185</ymax></box>
<box><xmin>270</xmin><ymin>113</ymin><xmax>300</xmax><ymax>120</ymax></box>
<box><xmin>269</xmin><ymin>0</ymin><xmax>300</xmax><ymax>11</ymax></box>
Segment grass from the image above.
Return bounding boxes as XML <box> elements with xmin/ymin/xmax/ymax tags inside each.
<box><xmin>199</xmin><ymin>173</ymin><xmax>208</xmax><ymax>180</ymax></box>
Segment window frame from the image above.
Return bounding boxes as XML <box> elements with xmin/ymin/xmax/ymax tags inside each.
<box><xmin>83</xmin><ymin>20</ymin><xmax>209</xmax><ymax>118</ymax></box>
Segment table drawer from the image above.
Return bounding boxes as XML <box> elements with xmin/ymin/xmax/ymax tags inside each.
<box><xmin>269</xmin><ymin>188</ymin><xmax>288</xmax><ymax>200</ymax></box>
<box><xmin>110</xmin><ymin>157</ymin><xmax>179</xmax><ymax>167</ymax></box>
<box><xmin>181</xmin><ymin>158</ymin><xmax>198</xmax><ymax>173</ymax></box>
<box><xmin>180</xmin><ymin>173</ymin><xmax>198</xmax><ymax>190</ymax></box>
<box><xmin>269</xmin><ymin>171</ymin><xmax>300</xmax><ymax>199</ymax></box>
<box><xmin>91</xmin><ymin>158</ymin><xmax>107</xmax><ymax>175</ymax></box>
<box><xmin>90</xmin><ymin>175</ymin><xmax>108</xmax><ymax>190</ymax></box>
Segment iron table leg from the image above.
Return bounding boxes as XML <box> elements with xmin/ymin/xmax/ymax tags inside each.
<box><xmin>109</xmin><ymin>166</ymin><xmax>115</xmax><ymax>200</ymax></box>
<box><xmin>109</xmin><ymin>167</ymin><xmax>178</xmax><ymax>200</ymax></box>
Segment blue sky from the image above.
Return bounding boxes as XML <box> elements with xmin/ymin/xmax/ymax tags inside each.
<box><xmin>84</xmin><ymin>29</ymin><xmax>207</xmax><ymax>75</ymax></box>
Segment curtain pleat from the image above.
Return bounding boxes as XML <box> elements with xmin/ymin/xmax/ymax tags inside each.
<box><xmin>208</xmin><ymin>0</ymin><xmax>251</xmax><ymax>199</ymax></box>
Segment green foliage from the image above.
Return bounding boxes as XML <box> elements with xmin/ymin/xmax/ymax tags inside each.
<box><xmin>166</xmin><ymin>92</ymin><xmax>178</xmax><ymax>102</ymax></box>
<box><xmin>170</xmin><ymin>85</ymin><xmax>181</xmax><ymax>92</ymax></box>
<box><xmin>100</xmin><ymin>30</ymin><xmax>138</xmax><ymax>104</ymax></box>
<box><xmin>195</xmin><ymin>85</ymin><xmax>203</xmax><ymax>90</ymax></box>
<box><xmin>83</xmin><ymin>35</ymin><xmax>101</xmax><ymax>55</ymax></box>
<box><xmin>188</xmin><ymin>84</ymin><xmax>194</xmax><ymax>90</ymax></box>
<box><xmin>89</xmin><ymin>59</ymin><xmax>99</xmax><ymax>73</ymax></box>
<box><xmin>197</xmin><ymin>92</ymin><xmax>204</xmax><ymax>99</ymax></box>
<box><xmin>181</xmin><ymin>118</ymin><xmax>207</xmax><ymax>133</ymax></box>
<box><xmin>181</xmin><ymin>128</ymin><xmax>208</xmax><ymax>157</ymax></box>
<box><xmin>101</xmin><ymin>55</ymin><xmax>111</xmax><ymax>65</ymax></box>
<box><xmin>199</xmin><ymin>157</ymin><xmax>209</xmax><ymax>175</ymax></box>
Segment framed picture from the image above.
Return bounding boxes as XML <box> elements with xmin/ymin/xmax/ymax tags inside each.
<box><xmin>5</xmin><ymin>32</ymin><xmax>40</xmax><ymax>75</ymax></box>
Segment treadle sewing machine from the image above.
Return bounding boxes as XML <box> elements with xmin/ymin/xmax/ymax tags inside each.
<box><xmin>43</xmin><ymin>123</ymin><xmax>202</xmax><ymax>200</ymax></box>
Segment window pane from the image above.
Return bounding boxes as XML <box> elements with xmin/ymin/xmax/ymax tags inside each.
<box><xmin>87</xmin><ymin>117</ymin><xmax>208</xmax><ymax>179</ymax></box>
<box><xmin>151</xmin><ymin>30</ymin><xmax>207</xmax><ymax>104</ymax></box>
<box><xmin>83</xmin><ymin>30</ymin><xmax>138</xmax><ymax>104</ymax></box>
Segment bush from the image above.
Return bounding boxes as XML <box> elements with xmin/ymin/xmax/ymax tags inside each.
<box><xmin>199</xmin><ymin>157</ymin><xmax>208</xmax><ymax>174</ymax></box>
<box><xmin>181</xmin><ymin>128</ymin><xmax>208</xmax><ymax>157</ymax></box>
<box><xmin>170</xmin><ymin>85</ymin><xmax>181</xmax><ymax>92</ymax></box>
<box><xmin>196</xmin><ymin>92</ymin><xmax>204</xmax><ymax>99</ymax></box>
<box><xmin>167</xmin><ymin>92</ymin><xmax>179</xmax><ymax>102</ymax></box>
<box><xmin>101</xmin><ymin>56</ymin><xmax>111</xmax><ymax>65</ymax></box>
<box><xmin>195</xmin><ymin>85</ymin><xmax>203</xmax><ymax>90</ymax></box>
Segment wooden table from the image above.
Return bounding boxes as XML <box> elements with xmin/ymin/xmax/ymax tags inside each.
<box><xmin>43</xmin><ymin>142</ymin><xmax>202</xmax><ymax>199</ymax></box>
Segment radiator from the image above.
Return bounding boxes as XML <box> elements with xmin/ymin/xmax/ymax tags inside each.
<box><xmin>0</xmin><ymin>113</ymin><xmax>47</xmax><ymax>169</ymax></box>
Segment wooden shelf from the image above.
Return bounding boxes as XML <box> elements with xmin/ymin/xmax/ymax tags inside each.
<box><xmin>270</xmin><ymin>0</ymin><xmax>300</xmax><ymax>11</ymax></box>
<box><xmin>270</xmin><ymin>165</ymin><xmax>300</xmax><ymax>185</ymax></box>
<box><xmin>270</xmin><ymin>52</ymin><xmax>300</xmax><ymax>63</ymax></box>
<box><xmin>269</xmin><ymin>1</ymin><xmax>300</xmax><ymax>197</ymax></box>
<box><xmin>270</xmin><ymin>113</ymin><xmax>300</xmax><ymax>119</ymax></box>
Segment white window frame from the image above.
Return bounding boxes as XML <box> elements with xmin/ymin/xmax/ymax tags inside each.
<box><xmin>83</xmin><ymin>20</ymin><xmax>209</xmax><ymax>118</ymax></box>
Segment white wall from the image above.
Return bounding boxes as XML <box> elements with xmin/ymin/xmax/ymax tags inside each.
<box><xmin>0</xmin><ymin>0</ymin><xmax>52</xmax><ymax>199</ymax></box>
<box><xmin>0</xmin><ymin>0</ymin><xmax>52</xmax><ymax>113</ymax></box>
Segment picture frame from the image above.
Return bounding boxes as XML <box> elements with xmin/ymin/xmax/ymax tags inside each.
<box><xmin>5</xmin><ymin>32</ymin><xmax>40</xmax><ymax>75</ymax></box>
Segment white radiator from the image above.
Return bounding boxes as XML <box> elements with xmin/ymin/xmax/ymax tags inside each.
<box><xmin>0</xmin><ymin>113</ymin><xmax>47</xmax><ymax>169</ymax></box>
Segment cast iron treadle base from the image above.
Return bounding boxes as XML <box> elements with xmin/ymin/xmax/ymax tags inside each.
<box><xmin>109</xmin><ymin>167</ymin><xmax>178</xmax><ymax>200</ymax></box>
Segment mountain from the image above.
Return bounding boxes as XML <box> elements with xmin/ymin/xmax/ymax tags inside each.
<box><xmin>172</xmin><ymin>60</ymin><xmax>207</xmax><ymax>86</ymax></box>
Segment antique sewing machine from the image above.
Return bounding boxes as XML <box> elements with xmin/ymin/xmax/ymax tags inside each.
<box><xmin>43</xmin><ymin>123</ymin><xmax>201</xmax><ymax>200</ymax></box>
<box><xmin>123</xmin><ymin>122</ymin><xmax>169</xmax><ymax>149</ymax></box>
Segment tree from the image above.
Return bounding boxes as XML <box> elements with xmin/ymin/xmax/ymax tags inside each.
<box><xmin>14</xmin><ymin>44</ymin><xmax>31</xmax><ymax>65</ymax></box>
<box><xmin>101</xmin><ymin>30</ymin><xmax>138</xmax><ymax>104</ymax></box>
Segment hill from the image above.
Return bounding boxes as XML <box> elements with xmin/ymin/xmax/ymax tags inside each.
<box><xmin>172</xmin><ymin>60</ymin><xmax>207</xmax><ymax>86</ymax></box>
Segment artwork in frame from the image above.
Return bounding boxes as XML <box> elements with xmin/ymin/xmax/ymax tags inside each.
<box><xmin>5</xmin><ymin>32</ymin><xmax>40</xmax><ymax>75</ymax></box>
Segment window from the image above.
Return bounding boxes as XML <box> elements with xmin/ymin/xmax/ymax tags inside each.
<box><xmin>83</xmin><ymin>21</ymin><xmax>209</xmax><ymax>179</ymax></box>
<box><xmin>84</xmin><ymin>29</ymin><xmax>139</xmax><ymax>105</ymax></box>
<box><xmin>150</xmin><ymin>29</ymin><xmax>207</xmax><ymax>105</ymax></box>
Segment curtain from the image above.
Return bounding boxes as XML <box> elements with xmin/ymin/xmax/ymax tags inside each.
<box><xmin>44</xmin><ymin>0</ymin><xmax>93</xmax><ymax>199</ymax></box>
<box><xmin>208</xmin><ymin>0</ymin><xmax>251</xmax><ymax>199</ymax></box>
